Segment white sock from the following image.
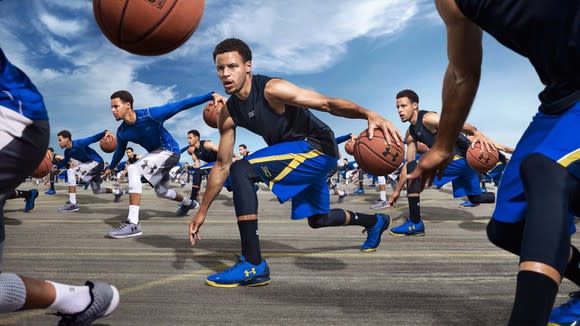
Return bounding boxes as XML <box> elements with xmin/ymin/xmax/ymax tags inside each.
<box><xmin>380</xmin><ymin>191</ymin><xmax>386</xmax><ymax>202</ymax></box>
<box><xmin>112</xmin><ymin>188</ymin><xmax>120</xmax><ymax>195</ymax></box>
<box><xmin>47</xmin><ymin>281</ymin><xmax>91</xmax><ymax>314</ymax></box>
<box><xmin>128</xmin><ymin>205</ymin><xmax>140</xmax><ymax>224</ymax></box>
<box><xmin>69</xmin><ymin>193</ymin><xmax>77</xmax><ymax>205</ymax></box>
<box><xmin>181</xmin><ymin>197</ymin><xmax>192</xmax><ymax>206</ymax></box>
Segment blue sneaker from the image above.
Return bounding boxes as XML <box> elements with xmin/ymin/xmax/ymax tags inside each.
<box><xmin>45</xmin><ymin>189</ymin><xmax>56</xmax><ymax>195</ymax></box>
<box><xmin>360</xmin><ymin>214</ymin><xmax>391</xmax><ymax>252</ymax></box>
<box><xmin>353</xmin><ymin>188</ymin><xmax>365</xmax><ymax>194</ymax></box>
<box><xmin>549</xmin><ymin>291</ymin><xmax>580</xmax><ymax>326</ymax></box>
<box><xmin>459</xmin><ymin>200</ymin><xmax>479</xmax><ymax>208</ymax></box>
<box><xmin>206</xmin><ymin>255</ymin><xmax>271</xmax><ymax>288</ymax></box>
<box><xmin>389</xmin><ymin>219</ymin><xmax>425</xmax><ymax>237</ymax></box>
<box><xmin>23</xmin><ymin>189</ymin><xmax>39</xmax><ymax>212</ymax></box>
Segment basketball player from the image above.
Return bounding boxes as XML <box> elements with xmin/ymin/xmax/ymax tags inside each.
<box><xmin>238</xmin><ymin>144</ymin><xmax>251</xmax><ymax>157</ymax></box>
<box><xmin>0</xmin><ymin>48</ymin><xmax>118</xmax><ymax>324</ymax></box>
<box><xmin>188</xmin><ymin>38</ymin><xmax>402</xmax><ymax>288</ymax></box>
<box><xmin>178</xmin><ymin>129</ymin><xmax>219</xmax><ymax>214</ymax></box>
<box><xmin>103</xmin><ymin>90</ymin><xmax>221</xmax><ymax>239</ymax></box>
<box><xmin>56</xmin><ymin>130</ymin><xmax>122</xmax><ymax>212</ymax></box>
<box><xmin>388</xmin><ymin>89</ymin><xmax>495</xmax><ymax>236</ymax></box>
<box><xmin>409</xmin><ymin>1</ymin><xmax>579</xmax><ymax>324</ymax></box>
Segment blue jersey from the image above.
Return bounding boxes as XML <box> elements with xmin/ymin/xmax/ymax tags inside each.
<box><xmin>0</xmin><ymin>48</ymin><xmax>48</xmax><ymax>121</ymax></box>
<box><xmin>108</xmin><ymin>92</ymin><xmax>213</xmax><ymax>170</ymax></box>
<box><xmin>58</xmin><ymin>131</ymin><xmax>105</xmax><ymax>168</ymax></box>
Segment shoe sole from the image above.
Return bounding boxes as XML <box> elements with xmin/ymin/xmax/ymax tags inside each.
<box><xmin>107</xmin><ymin>231</ymin><xmax>142</xmax><ymax>239</ymax></box>
<box><xmin>206</xmin><ymin>277</ymin><xmax>271</xmax><ymax>288</ymax></box>
<box><xmin>360</xmin><ymin>216</ymin><xmax>391</xmax><ymax>253</ymax></box>
<box><xmin>58</xmin><ymin>208</ymin><xmax>80</xmax><ymax>212</ymax></box>
<box><xmin>389</xmin><ymin>231</ymin><xmax>425</xmax><ymax>237</ymax></box>
<box><xmin>103</xmin><ymin>285</ymin><xmax>120</xmax><ymax>317</ymax></box>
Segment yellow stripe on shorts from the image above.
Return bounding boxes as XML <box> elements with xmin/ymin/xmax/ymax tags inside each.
<box><xmin>249</xmin><ymin>149</ymin><xmax>323</xmax><ymax>190</ymax></box>
<box><xmin>558</xmin><ymin>148</ymin><xmax>580</xmax><ymax>168</ymax></box>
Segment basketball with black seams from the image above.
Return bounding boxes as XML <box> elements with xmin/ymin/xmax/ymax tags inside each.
<box><xmin>32</xmin><ymin>150</ymin><xmax>53</xmax><ymax>178</ymax></box>
<box><xmin>203</xmin><ymin>102</ymin><xmax>222</xmax><ymax>129</ymax></box>
<box><xmin>353</xmin><ymin>129</ymin><xmax>404</xmax><ymax>176</ymax></box>
<box><xmin>344</xmin><ymin>139</ymin><xmax>355</xmax><ymax>155</ymax></box>
<box><xmin>93</xmin><ymin>0</ymin><xmax>205</xmax><ymax>56</ymax></box>
<box><xmin>466</xmin><ymin>142</ymin><xmax>499</xmax><ymax>173</ymax></box>
<box><xmin>100</xmin><ymin>133</ymin><xmax>117</xmax><ymax>153</ymax></box>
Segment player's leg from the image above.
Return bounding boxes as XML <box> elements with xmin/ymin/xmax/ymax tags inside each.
<box><xmin>58</xmin><ymin>167</ymin><xmax>80</xmax><ymax>212</ymax></box>
<box><xmin>370</xmin><ymin>176</ymin><xmax>389</xmax><ymax>209</ymax></box>
<box><xmin>390</xmin><ymin>160</ymin><xmax>425</xmax><ymax>236</ymax></box>
<box><xmin>107</xmin><ymin>161</ymin><xmax>143</xmax><ymax>238</ymax></box>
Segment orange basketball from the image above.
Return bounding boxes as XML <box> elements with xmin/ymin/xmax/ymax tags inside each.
<box><xmin>466</xmin><ymin>142</ymin><xmax>500</xmax><ymax>173</ymax></box>
<box><xmin>187</xmin><ymin>146</ymin><xmax>195</xmax><ymax>155</ymax></box>
<box><xmin>203</xmin><ymin>102</ymin><xmax>222</xmax><ymax>129</ymax></box>
<box><xmin>32</xmin><ymin>151</ymin><xmax>53</xmax><ymax>178</ymax></box>
<box><xmin>353</xmin><ymin>129</ymin><xmax>404</xmax><ymax>176</ymax></box>
<box><xmin>100</xmin><ymin>134</ymin><xmax>117</xmax><ymax>153</ymax></box>
<box><xmin>344</xmin><ymin>139</ymin><xmax>355</xmax><ymax>155</ymax></box>
<box><xmin>93</xmin><ymin>0</ymin><xmax>205</xmax><ymax>56</ymax></box>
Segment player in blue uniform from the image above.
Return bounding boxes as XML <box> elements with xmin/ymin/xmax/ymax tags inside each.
<box><xmin>103</xmin><ymin>90</ymin><xmax>221</xmax><ymax>239</ymax></box>
<box><xmin>0</xmin><ymin>48</ymin><xmax>118</xmax><ymax>324</ymax></box>
<box><xmin>388</xmin><ymin>89</ymin><xmax>495</xmax><ymax>236</ymax></box>
<box><xmin>55</xmin><ymin>130</ymin><xmax>122</xmax><ymax>211</ymax></box>
<box><xmin>411</xmin><ymin>1</ymin><xmax>580</xmax><ymax>324</ymax></box>
<box><xmin>188</xmin><ymin>38</ymin><xmax>403</xmax><ymax>287</ymax></box>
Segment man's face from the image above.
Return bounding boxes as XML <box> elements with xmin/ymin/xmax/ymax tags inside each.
<box><xmin>126</xmin><ymin>149</ymin><xmax>133</xmax><ymax>158</ymax></box>
<box><xmin>215</xmin><ymin>51</ymin><xmax>251</xmax><ymax>95</ymax></box>
<box><xmin>239</xmin><ymin>146</ymin><xmax>247</xmax><ymax>156</ymax></box>
<box><xmin>396</xmin><ymin>97</ymin><xmax>417</xmax><ymax>122</ymax></box>
<box><xmin>111</xmin><ymin>97</ymin><xmax>131</xmax><ymax>121</ymax></box>
<box><xmin>187</xmin><ymin>133</ymin><xmax>198</xmax><ymax>146</ymax></box>
<box><xmin>57</xmin><ymin>135</ymin><xmax>70</xmax><ymax>149</ymax></box>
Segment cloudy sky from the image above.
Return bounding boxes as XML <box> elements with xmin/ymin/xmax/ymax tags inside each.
<box><xmin>0</xmin><ymin>0</ymin><xmax>542</xmax><ymax>162</ymax></box>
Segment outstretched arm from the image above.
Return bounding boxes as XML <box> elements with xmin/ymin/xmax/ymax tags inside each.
<box><xmin>149</xmin><ymin>92</ymin><xmax>220</xmax><ymax>121</ymax></box>
<box><xmin>75</xmin><ymin>130</ymin><xmax>106</xmax><ymax>147</ymax></box>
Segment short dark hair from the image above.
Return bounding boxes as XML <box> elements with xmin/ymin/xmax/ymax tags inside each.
<box><xmin>111</xmin><ymin>90</ymin><xmax>134</xmax><ymax>108</ymax></box>
<box><xmin>188</xmin><ymin>129</ymin><xmax>200</xmax><ymax>138</ymax></box>
<box><xmin>213</xmin><ymin>38</ymin><xmax>252</xmax><ymax>63</ymax></box>
<box><xmin>47</xmin><ymin>147</ymin><xmax>54</xmax><ymax>152</ymax></box>
<box><xmin>126</xmin><ymin>147</ymin><xmax>134</xmax><ymax>152</ymax></box>
<box><xmin>57</xmin><ymin>130</ymin><xmax>71</xmax><ymax>140</ymax></box>
<box><xmin>239</xmin><ymin>144</ymin><xmax>247</xmax><ymax>149</ymax></box>
<box><xmin>396</xmin><ymin>89</ymin><xmax>419</xmax><ymax>104</ymax></box>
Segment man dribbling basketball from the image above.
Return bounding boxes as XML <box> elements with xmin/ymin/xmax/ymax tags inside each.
<box><xmin>388</xmin><ymin>89</ymin><xmax>496</xmax><ymax>236</ymax></box>
<box><xmin>187</xmin><ymin>38</ymin><xmax>403</xmax><ymax>288</ymax></box>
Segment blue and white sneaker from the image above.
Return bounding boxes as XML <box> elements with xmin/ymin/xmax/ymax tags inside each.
<box><xmin>389</xmin><ymin>219</ymin><xmax>425</xmax><ymax>237</ymax></box>
<box><xmin>353</xmin><ymin>188</ymin><xmax>365</xmax><ymax>194</ymax></box>
<box><xmin>23</xmin><ymin>189</ymin><xmax>39</xmax><ymax>212</ymax></box>
<box><xmin>45</xmin><ymin>189</ymin><xmax>56</xmax><ymax>195</ymax></box>
<box><xmin>206</xmin><ymin>255</ymin><xmax>271</xmax><ymax>288</ymax></box>
<box><xmin>58</xmin><ymin>202</ymin><xmax>80</xmax><ymax>212</ymax></box>
<box><xmin>176</xmin><ymin>200</ymin><xmax>199</xmax><ymax>216</ymax></box>
<box><xmin>459</xmin><ymin>200</ymin><xmax>479</xmax><ymax>208</ymax></box>
<box><xmin>549</xmin><ymin>291</ymin><xmax>580</xmax><ymax>326</ymax></box>
<box><xmin>360</xmin><ymin>214</ymin><xmax>391</xmax><ymax>252</ymax></box>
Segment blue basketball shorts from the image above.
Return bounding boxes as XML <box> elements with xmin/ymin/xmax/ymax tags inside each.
<box><xmin>432</xmin><ymin>156</ymin><xmax>481</xmax><ymax>198</ymax></box>
<box><xmin>246</xmin><ymin>140</ymin><xmax>338</xmax><ymax>220</ymax></box>
<box><xmin>492</xmin><ymin>102</ymin><xmax>580</xmax><ymax>232</ymax></box>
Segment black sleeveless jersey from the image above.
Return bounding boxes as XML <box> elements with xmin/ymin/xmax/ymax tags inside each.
<box><xmin>193</xmin><ymin>140</ymin><xmax>217</xmax><ymax>163</ymax></box>
<box><xmin>408</xmin><ymin>110</ymin><xmax>471</xmax><ymax>157</ymax></box>
<box><xmin>455</xmin><ymin>0</ymin><xmax>580</xmax><ymax>114</ymax></box>
<box><xmin>226</xmin><ymin>74</ymin><xmax>338</xmax><ymax>157</ymax></box>
<box><xmin>128</xmin><ymin>154</ymin><xmax>139</xmax><ymax>164</ymax></box>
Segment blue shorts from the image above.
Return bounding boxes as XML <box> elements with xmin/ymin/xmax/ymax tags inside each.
<box><xmin>433</xmin><ymin>156</ymin><xmax>481</xmax><ymax>198</ymax></box>
<box><xmin>492</xmin><ymin>102</ymin><xmax>580</xmax><ymax>231</ymax></box>
<box><xmin>246</xmin><ymin>140</ymin><xmax>338</xmax><ymax>220</ymax></box>
<box><xmin>487</xmin><ymin>161</ymin><xmax>507</xmax><ymax>186</ymax></box>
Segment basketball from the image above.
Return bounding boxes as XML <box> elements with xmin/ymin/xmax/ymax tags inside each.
<box><xmin>100</xmin><ymin>133</ymin><xmax>117</xmax><ymax>153</ymax></box>
<box><xmin>353</xmin><ymin>129</ymin><xmax>404</xmax><ymax>176</ymax></box>
<box><xmin>203</xmin><ymin>102</ymin><xmax>222</xmax><ymax>129</ymax></box>
<box><xmin>344</xmin><ymin>139</ymin><xmax>355</xmax><ymax>155</ymax></box>
<box><xmin>187</xmin><ymin>146</ymin><xmax>195</xmax><ymax>155</ymax></box>
<box><xmin>466</xmin><ymin>142</ymin><xmax>500</xmax><ymax>173</ymax></box>
<box><xmin>32</xmin><ymin>151</ymin><xmax>53</xmax><ymax>178</ymax></box>
<box><xmin>93</xmin><ymin>0</ymin><xmax>205</xmax><ymax>56</ymax></box>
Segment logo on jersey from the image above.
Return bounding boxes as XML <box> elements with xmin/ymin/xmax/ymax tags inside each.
<box><xmin>248</xmin><ymin>110</ymin><xmax>255</xmax><ymax>118</ymax></box>
<box><xmin>260</xmin><ymin>166</ymin><xmax>272</xmax><ymax>178</ymax></box>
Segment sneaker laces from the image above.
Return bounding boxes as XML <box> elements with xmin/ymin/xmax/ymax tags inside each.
<box><xmin>113</xmin><ymin>220</ymin><xmax>131</xmax><ymax>231</ymax></box>
<box><xmin>222</xmin><ymin>254</ymin><xmax>246</xmax><ymax>273</ymax></box>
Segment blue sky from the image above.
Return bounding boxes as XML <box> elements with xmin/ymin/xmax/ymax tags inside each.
<box><xmin>0</xmin><ymin>0</ymin><xmax>542</xmax><ymax>163</ymax></box>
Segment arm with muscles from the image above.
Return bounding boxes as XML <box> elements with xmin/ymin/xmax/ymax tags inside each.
<box><xmin>422</xmin><ymin>111</ymin><xmax>495</xmax><ymax>152</ymax></box>
<box><xmin>75</xmin><ymin>130</ymin><xmax>106</xmax><ymax>148</ymax></box>
<box><xmin>104</xmin><ymin>134</ymin><xmax>128</xmax><ymax>176</ymax></box>
<box><xmin>149</xmin><ymin>92</ymin><xmax>219</xmax><ymax>122</ymax></box>
<box><xmin>335</xmin><ymin>133</ymin><xmax>353</xmax><ymax>145</ymax></box>
<box><xmin>409</xmin><ymin>0</ymin><xmax>483</xmax><ymax>187</ymax></box>
<box><xmin>264</xmin><ymin>79</ymin><xmax>403</xmax><ymax>145</ymax></box>
<box><xmin>389</xmin><ymin>132</ymin><xmax>417</xmax><ymax>206</ymax></box>
<box><xmin>189</xmin><ymin>107</ymin><xmax>236</xmax><ymax>245</ymax></box>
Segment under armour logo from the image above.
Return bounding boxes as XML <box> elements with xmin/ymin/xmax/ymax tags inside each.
<box><xmin>248</xmin><ymin>110</ymin><xmax>255</xmax><ymax>118</ymax></box>
<box><xmin>244</xmin><ymin>268</ymin><xmax>256</xmax><ymax>277</ymax></box>
<box><xmin>141</xmin><ymin>160</ymin><xmax>158</xmax><ymax>174</ymax></box>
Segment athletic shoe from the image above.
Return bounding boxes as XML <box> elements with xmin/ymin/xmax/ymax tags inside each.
<box><xmin>58</xmin><ymin>202</ymin><xmax>80</xmax><ymax>212</ymax></box>
<box><xmin>337</xmin><ymin>191</ymin><xmax>348</xmax><ymax>203</ymax></box>
<box><xmin>56</xmin><ymin>280</ymin><xmax>119</xmax><ymax>326</ymax></box>
<box><xmin>389</xmin><ymin>219</ymin><xmax>425</xmax><ymax>237</ymax></box>
<box><xmin>45</xmin><ymin>189</ymin><xmax>56</xmax><ymax>195</ymax></box>
<box><xmin>113</xmin><ymin>190</ymin><xmax>123</xmax><ymax>203</ymax></box>
<box><xmin>459</xmin><ymin>200</ymin><xmax>480</xmax><ymax>208</ymax></box>
<box><xmin>176</xmin><ymin>200</ymin><xmax>199</xmax><ymax>216</ymax></box>
<box><xmin>549</xmin><ymin>291</ymin><xmax>580</xmax><ymax>326</ymax></box>
<box><xmin>107</xmin><ymin>220</ymin><xmax>142</xmax><ymax>239</ymax></box>
<box><xmin>206</xmin><ymin>255</ymin><xmax>271</xmax><ymax>288</ymax></box>
<box><xmin>353</xmin><ymin>188</ymin><xmax>365</xmax><ymax>194</ymax></box>
<box><xmin>370</xmin><ymin>200</ymin><xmax>389</xmax><ymax>210</ymax></box>
<box><xmin>360</xmin><ymin>214</ymin><xmax>391</xmax><ymax>252</ymax></box>
<box><xmin>83</xmin><ymin>182</ymin><xmax>90</xmax><ymax>191</ymax></box>
<box><xmin>23</xmin><ymin>189</ymin><xmax>39</xmax><ymax>212</ymax></box>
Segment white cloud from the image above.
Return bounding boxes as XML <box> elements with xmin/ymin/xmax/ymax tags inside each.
<box><xmin>39</xmin><ymin>13</ymin><xmax>86</xmax><ymax>38</ymax></box>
